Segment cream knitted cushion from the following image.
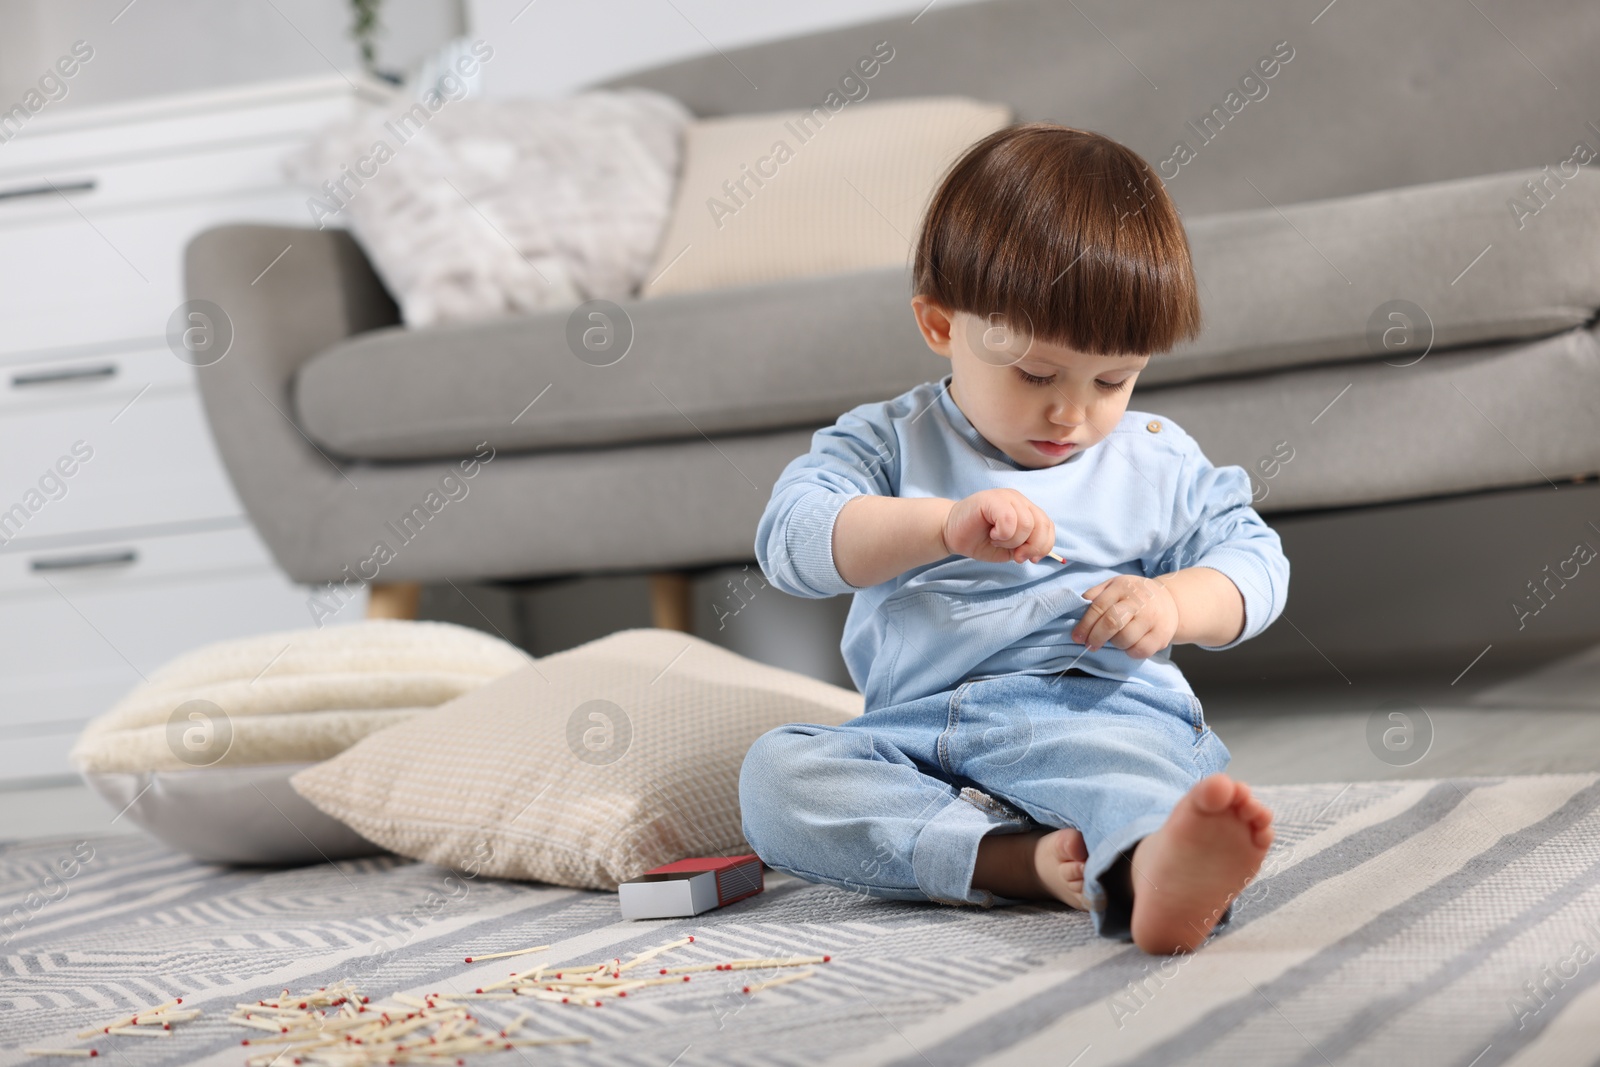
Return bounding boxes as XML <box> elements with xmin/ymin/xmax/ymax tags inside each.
<box><xmin>639</xmin><ymin>96</ymin><xmax>1012</xmax><ymax>297</ymax></box>
<box><xmin>72</xmin><ymin>620</ymin><xmax>533</xmax><ymax>773</ymax></box>
<box><xmin>290</xmin><ymin>628</ymin><xmax>865</xmax><ymax>890</ymax></box>
<box><xmin>71</xmin><ymin>620</ymin><xmax>533</xmax><ymax>865</ymax></box>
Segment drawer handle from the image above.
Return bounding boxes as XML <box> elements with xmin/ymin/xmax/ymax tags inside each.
<box><xmin>30</xmin><ymin>549</ymin><xmax>138</xmax><ymax>573</ymax></box>
<box><xmin>11</xmin><ymin>363</ymin><xmax>117</xmax><ymax>387</ymax></box>
<box><xmin>0</xmin><ymin>178</ymin><xmax>96</xmax><ymax>202</ymax></box>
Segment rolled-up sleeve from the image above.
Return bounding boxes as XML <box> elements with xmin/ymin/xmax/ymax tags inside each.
<box><xmin>1144</xmin><ymin>444</ymin><xmax>1290</xmax><ymax>650</ymax></box>
<box><xmin>754</xmin><ymin>406</ymin><xmax>901</xmax><ymax>598</ymax></box>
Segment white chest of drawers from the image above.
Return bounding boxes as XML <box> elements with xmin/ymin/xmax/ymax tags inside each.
<box><xmin>0</xmin><ymin>75</ymin><xmax>394</xmax><ymax>786</ymax></box>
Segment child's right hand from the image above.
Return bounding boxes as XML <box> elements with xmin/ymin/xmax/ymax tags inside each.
<box><xmin>943</xmin><ymin>489</ymin><xmax>1057</xmax><ymax>565</ymax></box>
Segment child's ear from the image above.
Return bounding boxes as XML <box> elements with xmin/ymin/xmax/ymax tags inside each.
<box><xmin>909</xmin><ymin>295</ymin><xmax>955</xmax><ymax>359</ymax></box>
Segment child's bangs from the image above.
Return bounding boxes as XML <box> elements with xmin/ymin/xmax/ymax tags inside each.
<box><xmin>913</xmin><ymin>124</ymin><xmax>1202</xmax><ymax>357</ymax></box>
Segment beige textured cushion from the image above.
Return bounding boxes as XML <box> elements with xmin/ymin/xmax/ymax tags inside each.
<box><xmin>289</xmin><ymin>628</ymin><xmax>865</xmax><ymax>890</ymax></box>
<box><xmin>71</xmin><ymin>620</ymin><xmax>533</xmax><ymax>774</ymax></box>
<box><xmin>640</xmin><ymin>95</ymin><xmax>1012</xmax><ymax>297</ymax></box>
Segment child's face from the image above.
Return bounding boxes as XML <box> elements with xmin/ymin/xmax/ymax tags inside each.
<box><xmin>910</xmin><ymin>295</ymin><xmax>1150</xmax><ymax>470</ymax></box>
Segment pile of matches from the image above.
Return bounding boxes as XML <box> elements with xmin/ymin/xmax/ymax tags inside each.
<box><xmin>231</xmin><ymin>979</ymin><xmax>589</xmax><ymax>1066</ymax></box>
<box><xmin>25</xmin><ymin>998</ymin><xmax>202</xmax><ymax>1057</ymax></box>
<box><xmin>446</xmin><ymin>935</ymin><xmax>832</xmax><ymax>1005</ymax></box>
<box><xmin>34</xmin><ymin>936</ymin><xmax>833</xmax><ymax>1065</ymax></box>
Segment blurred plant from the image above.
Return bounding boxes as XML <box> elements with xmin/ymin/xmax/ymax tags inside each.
<box><xmin>348</xmin><ymin>0</ymin><xmax>402</xmax><ymax>83</ymax></box>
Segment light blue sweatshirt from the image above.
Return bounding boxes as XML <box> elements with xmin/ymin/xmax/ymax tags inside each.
<box><xmin>754</xmin><ymin>373</ymin><xmax>1290</xmax><ymax>712</ymax></box>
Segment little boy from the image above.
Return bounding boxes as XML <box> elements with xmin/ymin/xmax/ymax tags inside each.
<box><xmin>738</xmin><ymin>123</ymin><xmax>1289</xmax><ymax>954</ymax></box>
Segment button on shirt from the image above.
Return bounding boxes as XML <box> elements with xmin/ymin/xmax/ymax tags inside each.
<box><xmin>754</xmin><ymin>373</ymin><xmax>1291</xmax><ymax>712</ymax></box>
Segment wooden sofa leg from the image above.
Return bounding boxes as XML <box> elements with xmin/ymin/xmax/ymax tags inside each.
<box><xmin>648</xmin><ymin>572</ymin><xmax>692</xmax><ymax>632</ymax></box>
<box><xmin>367</xmin><ymin>581</ymin><xmax>421</xmax><ymax>620</ymax></box>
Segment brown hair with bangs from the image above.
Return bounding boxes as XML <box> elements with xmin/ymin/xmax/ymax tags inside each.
<box><xmin>912</xmin><ymin>123</ymin><xmax>1201</xmax><ymax>357</ymax></box>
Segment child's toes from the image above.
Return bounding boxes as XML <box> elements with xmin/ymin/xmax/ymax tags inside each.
<box><xmin>1191</xmin><ymin>773</ymin><xmax>1237</xmax><ymax>814</ymax></box>
<box><xmin>1239</xmin><ymin>797</ymin><xmax>1271</xmax><ymax>825</ymax></box>
<box><xmin>1054</xmin><ymin>829</ymin><xmax>1088</xmax><ymax>864</ymax></box>
<box><xmin>1061</xmin><ymin>862</ymin><xmax>1088</xmax><ymax>909</ymax></box>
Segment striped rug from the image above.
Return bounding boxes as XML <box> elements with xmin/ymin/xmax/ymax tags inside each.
<box><xmin>2</xmin><ymin>772</ymin><xmax>1598</xmax><ymax>1066</ymax></box>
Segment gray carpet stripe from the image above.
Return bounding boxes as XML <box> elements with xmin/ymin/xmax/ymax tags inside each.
<box><xmin>4</xmin><ymin>850</ymin><xmax>204</xmax><ymax>916</ymax></box>
<box><xmin>1438</xmin><ymin>901</ymin><xmax>1600</xmax><ymax>1059</ymax></box>
<box><xmin>874</xmin><ymin>779</ymin><xmax>1480</xmax><ymax>1067</ymax></box>
<box><xmin>1126</xmin><ymin>774</ymin><xmax>1600</xmax><ymax>1065</ymax></box>
<box><xmin>1315</xmin><ymin>849</ymin><xmax>1600</xmax><ymax>1067</ymax></box>
<box><xmin>4</xmin><ymin>867</ymin><xmax>221</xmax><ymax>951</ymax></box>
<box><xmin>18</xmin><ymin>876</ymin><xmax>588</xmax><ymax>979</ymax></box>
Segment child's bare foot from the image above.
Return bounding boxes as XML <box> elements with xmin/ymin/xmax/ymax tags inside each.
<box><xmin>972</xmin><ymin>827</ymin><xmax>1090</xmax><ymax>910</ymax></box>
<box><xmin>1127</xmin><ymin>773</ymin><xmax>1274</xmax><ymax>954</ymax></box>
<box><xmin>1032</xmin><ymin>827</ymin><xmax>1091</xmax><ymax>911</ymax></box>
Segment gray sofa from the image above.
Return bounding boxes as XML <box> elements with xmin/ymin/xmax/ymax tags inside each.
<box><xmin>187</xmin><ymin>0</ymin><xmax>1600</xmax><ymax>682</ymax></box>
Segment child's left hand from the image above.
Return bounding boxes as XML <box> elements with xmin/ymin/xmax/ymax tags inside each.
<box><xmin>1072</xmin><ymin>575</ymin><xmax>1179</xmax><ymax>659</ymax></box>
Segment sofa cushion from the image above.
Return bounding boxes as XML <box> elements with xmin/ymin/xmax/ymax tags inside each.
<box><xmin>1140</xmin><ymin>323</ymin><xmax>1600</xmax><ymax>512</ymax></box>
<box><xmin>289</xmin><ymin>628</ymin><xmax>864</xmax><ymax>891</ymax></box>
<box><xmin>1154</xmin><ymin>166</ymin><xmax>1600</xmax><ymax>388</ymax></box>
<box><xmin>295</xmin><ymin>264</ymin><xmax>927</xmax><ymax>461</ymax></box>
<box><xmin>293</xmin><ymin>166</ymin><xmax>1600</xmax><ymax>462</ymax></box>
<box><xmin>639</xmin><ymin>95</ymin><xmax>1012</xmax><ymax>298</ymax></box>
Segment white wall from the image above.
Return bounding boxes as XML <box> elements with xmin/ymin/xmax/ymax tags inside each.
<box><xmin>462</xmin><ymin>0</ymin><xmax>968</xmax><ymax>99</ymax></box>
<box><xmin>0</xmin><ymin>0</ymin><xmax>465</xmax><ymax>109</ymax></box>
<box><xmin>0</xmin><ymin>0</ymin><xmax>978</xmax><ymax>110</ymax></box>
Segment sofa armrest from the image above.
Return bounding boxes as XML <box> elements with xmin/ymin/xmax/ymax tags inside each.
<box><xmin>184</xmin><ymin>224</ymin><xmax>400</xmax><ymax>575</ymax></box>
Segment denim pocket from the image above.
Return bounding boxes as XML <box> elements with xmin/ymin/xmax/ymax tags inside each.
<box><xmin>1186</xmin><ymin>694</ymin><xmax>1209</xmax><ymax>738</ymax></box>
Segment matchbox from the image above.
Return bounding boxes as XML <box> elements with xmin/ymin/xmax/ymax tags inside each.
<box><xmin>618</xmin><ymin>854</ymin><xmax>764</xmax><ymax>920</ymax></box>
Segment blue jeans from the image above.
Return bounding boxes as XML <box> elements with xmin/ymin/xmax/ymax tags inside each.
<box><xmin>738</xmin><ymin>670</ymin><xmax>1233</xmax><ymax>940</ymax></box>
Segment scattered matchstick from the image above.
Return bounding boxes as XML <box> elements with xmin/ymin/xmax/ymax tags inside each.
<box><xmin>616</xmin><ymin>935</ymin><xmax>695</xmax><ymax>972</ymax></box>
<box><xmin>743</xmin><ymin>968</ymin><xmax>817</xmax><ymax>994</ymax></box>
<box><xmin>660</xmin><ymin>954</ymin><xmax>830</xmax><ymax>974</ymax></box>
<box><xmin>436</xmin><ymin>991</ymin><xmax>515</xmax><ymax>1000</ymax></box>
<box><xmin>655</xmin><ymin>962</ymin><xmax>726</xmax><ymax>975</ymax></box>
<box><xmin>24</xmin><ymin>1052</ymin><xmax>97</xmax><ymax>1059</ymax></box>
<box><xmin>462</xmin><ymin>943</ymin><xmax>551</xmax><ymax>963</ymax></box>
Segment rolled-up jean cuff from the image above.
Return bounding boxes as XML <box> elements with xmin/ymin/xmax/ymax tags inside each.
<box><xmin>911</xmin><ymin>790</ymin><xmax>1034</xmax><ymax>906</ymax></box>
<box><xmin>1083</xmin><ymin>812</ymin><xmax>1170</xmax><ymax>923</ymax></box>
